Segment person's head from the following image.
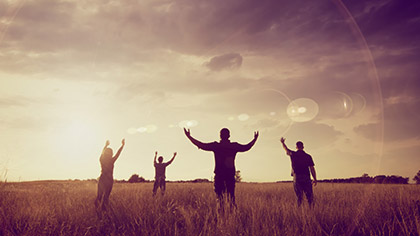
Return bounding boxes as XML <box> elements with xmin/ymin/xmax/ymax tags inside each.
<box><xmin>220</xmin><ymin>128</ymin><xmax>230</xmax><ymax>140</ymax></box>
<box><xmin>296</xmin><ymin>141</ymin><xmax>304</xmax><ymax>150</ymax></box>
<box><xmin>104</xmin><ymin>148</ymin><xmax>113</xmax><ymax>158</ymax></box>
<box><xmin>158</xmin><ymin>156</ymin><xmax>164</xmax><ymax>163</ymax></box>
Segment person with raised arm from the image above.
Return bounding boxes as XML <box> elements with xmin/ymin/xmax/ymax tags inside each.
<box><xmin>280</xmin><ymin>137</ymin><xmax>317</xmax><ymax>207</ymax></box>
<box><xmin>184</xmin><ymin>128</ymin><xmax>258</xmax><ymax>208</ymax></box>
<box><xmin>95</xmin><ymin>139</ymin><xmax>125</xmax><ymax>211</ymax></box>
<box><xmin>153</xmin><ymin>151</ymin><xmax>177</xmax><ymax>196</ymax></box>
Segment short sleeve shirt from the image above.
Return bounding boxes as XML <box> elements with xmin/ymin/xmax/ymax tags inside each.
<box><xmin>289</xmin><ymin>150</ymin><xmax>314</xmax><ymax>177</ymax></box>
<box><xmin>204</xmin><ymin>141</ymin><xmax>244</xmax><ymax>176</ymax></box>
<box><xmin>154</xmin><ymin>162</ymin><xmax>170</xmax><ymax>179</ymax></box>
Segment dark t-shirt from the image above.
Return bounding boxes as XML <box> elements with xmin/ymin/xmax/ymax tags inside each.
<box><xmin>199</xmin><ymin>140</ymin><xmax>251</xmax><ymax>176</ymax></box>
<box><xmin>154</xmin><ymin>162</ymin><xmax>170</xmax><ymax>179</ymax></box>
<box><xmin>288</xmin><ymin>150</ymin><xmax>314</xmax><ymax>177</ymax></box>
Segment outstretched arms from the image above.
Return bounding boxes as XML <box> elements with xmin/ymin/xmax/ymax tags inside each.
<box><xmin>280</xmin><ymin>137</ymin><xmax>292</xmax><ymax>156</ymax></box>
<box><xmin>310</xmin><ymin>166</ymin><xmax>317</xmax><ymax>186</ymax></box>
<box><xmin>112</xmin><ymin>139</ymin><xmax>125</xmax><ymax>162</ymax></box>
<box><xmin>183</xmin><ymin>128</ymin><xmax>214</xmax><ymax>151</ymax></box>
<box><xmin>167</xmin><ymin>152</ymin><xmax>177</xmax><ymax>165</ymax></box>
<box><xmin>237</xmin><ymin>131</ymin><xmax>259</xmax><ymax>152</ymax></box>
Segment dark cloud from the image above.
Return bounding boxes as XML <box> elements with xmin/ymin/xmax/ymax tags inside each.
<box><xmin>0</xmin><ymin>0</ymin><xmax>364</xmax><ymax>75</ymax></box>
<box><xmin>346</xmin><ymin>0</ymin><xmax>420</xmax><ymax>48</ymax></box>
<box><xmin>205</xmin><ymin>53</ymin><xmax>242</xmax><ymax>71</ymax></box>
<box><xmin>354</xmin><ymin>97</ymin><xmax>420</xmax><ymax>141</ymax></box>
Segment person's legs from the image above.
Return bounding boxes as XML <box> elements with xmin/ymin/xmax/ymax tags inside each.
<box><xmin>153</xmin><ymin>179</ymin><xmax>159</xmax><ymax>195</ymax></box>
<box><xmin>214</xmin><ymin>174</ymin><xmax>227</xmax><ymax>210</ymax></box>
<box><xmin>225</xmin><ymin>175</ymin><xmax>236</xmax><ymax>207</ymax></box>
<box><xmin>303</xmin><ymin>181</ymin><xmax>314</xmax><ymax>207</ymax></box>
<box><xmin>102</xmin><ymin>181</ymin><xmax>113</xmax><ymax>210</ymax></box>
<box><xmin>161</xmin><ymin>179</ymin><xmax>166</xmax><ymax>196</ymax></box>
<box><xmin>293</xmin><ymin>180</ymin><xmax>303</xmax><ymax>207</ymax></box>
<box><xmin>214</xmin><ymin>175</ymin><xmax>225</xmax><ymax>200</ymax></box>
<box><xmin>95</xmin><ymin>178</ymin><xmax>104</xmax><ymax>208</ymax></box>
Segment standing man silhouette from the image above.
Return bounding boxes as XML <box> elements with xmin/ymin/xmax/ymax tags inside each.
<box><xmin>280</xmin><ymin>137</ymin><xmax>317</xmax><ymax>207</ymax></box>
<box><xmin>153</xmin><ymin>151</ymin><xmax>176</xmax><ymax>196</ymax></box>
<box><xmin>95</xmin><ymin>139</ymin><xmax>125</xmax><ymax>211</ymax></box>
<box><xmin>184</xmin><ymin>128</ymin><xmax>258</xmax><ymax>207</ymax></box>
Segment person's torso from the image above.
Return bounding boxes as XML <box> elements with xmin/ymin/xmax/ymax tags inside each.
<box><xmin>155</xmin><ymin>163</ymin><xmax>168</xmax><ymax>178</ymax></box>
<box><xmin>212</xmin><ymin>141</ymin><xmax>240</xmax><ymax>176</ymax></box>
<box><xmin>100</xmin><ymin>156</ymin><xmax>115</xmax><ymax>177</ymax></box>
<box><xmin>290</xmin><ymin>150</ymin><xmax>312</xmax><ymax>177</ymax></box>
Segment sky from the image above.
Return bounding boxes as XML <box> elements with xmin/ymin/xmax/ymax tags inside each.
<box><xmin>0</xmin><ymin>0</ymin><xmax>419</xmax><ymax>182</ymax></box>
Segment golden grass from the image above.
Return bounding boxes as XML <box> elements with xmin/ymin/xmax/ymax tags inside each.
<box><xmin>0</xmin><ymin>181</ymin><xmax>419</xmax><ymax>235</ymax></box>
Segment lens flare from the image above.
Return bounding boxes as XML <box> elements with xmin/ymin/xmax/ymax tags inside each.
<box><xmin>320</xmin><ymin>91</ymin><xmax>354</xmax><ymax>118</ymax></box>
<box><xmin>287</xmin><ymin>98</ymin><xmax>319</xmax><ymax>122</ymax></box>
<box><xmin>178</xmin><ymin>120</ymin><xmax>198</xmax><ymax>128</ymax></box>
<box><xmin>350</xmin><ymin>93</ymin><xmax>366</xmax><ymax>114</ymax></box>
<box><xmin>238</xmin><ymin>113</ymin><xmax>250</xmax><ymax>121</ymax></box>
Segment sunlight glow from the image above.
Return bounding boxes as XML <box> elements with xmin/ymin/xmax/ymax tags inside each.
<box><xmin>53</xmin><ymin>119</ymin><xmax>100</xmax><ymax>161</ymax></box>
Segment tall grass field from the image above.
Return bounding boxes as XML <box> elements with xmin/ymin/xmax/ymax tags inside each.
<box><xmin>1</xmin><ymin>181</ymin><xmax>419</xmax><ymax>235</ymax></box>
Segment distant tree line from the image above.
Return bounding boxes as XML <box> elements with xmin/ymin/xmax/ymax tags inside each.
<box><xmin>113</xmin><ymin>174</ymin><xmax>212</xmax><ymax>183</ymax></box>
<box><xmin>116</xmin><ymin>170</ymin><xmax>243</xmax><ymax>184</ymax></box>
<box><xmin>94</xmin><ymin>170</ymin><xmax>420</xmax><ymax>185</ymax></box>
<box><xmin>319</xmin><ymin>174</ymin><xmax>409</xmax><ymax>184</ymax></box>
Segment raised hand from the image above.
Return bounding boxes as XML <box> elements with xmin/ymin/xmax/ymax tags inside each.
<box><xmin>121</xmin><ymin>139</ymin><xmax>125</xmax><ymax>146</ymax></box>
<box><xmin>174</xmin><ymin>152</ymin><xmax>177</xmax><ymax>156</ymax></box>
<box><xmin>184</xmin><ymin>128</ymin><xmax>191</xmax><ymax>137</ymax></box>
<box><xmin>105</xmin><ymin>140</ymin><xmax>110</xmax><ymax>147</ymax></box>
<box><xmin>280</xmin><ymin>137</ymin><xmax>286</xmax><ymax>143</ymax></box>
<box><xmin>254</xmin><ymin>131</ymin><xmax>259</xmax><ymax>139</ymax></box>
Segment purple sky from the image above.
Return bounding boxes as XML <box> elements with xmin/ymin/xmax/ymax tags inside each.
<box><xmin>0</xmin><ymin>0</ymin><xmax>419</xmax><ymax>182</ymax></box>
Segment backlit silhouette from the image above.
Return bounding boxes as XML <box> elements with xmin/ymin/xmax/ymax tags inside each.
<box><xmin>153</xmin><ymin>151</ymin><xmax>176</xmax><ymax>196</ymax></box>
<box><xmin>95</xmin><ymin>139</ymin><xmax>125</xmax><ymax>211</ymax></box>
<box><xmin>280</xmin><ymin>137</ymin><xmax>317</xmax><ymax>207</ymax></box>
<box><xmin>184</xmin><ymin>128</ymin><xmax>258</xmax><ymax>207</ymax></box>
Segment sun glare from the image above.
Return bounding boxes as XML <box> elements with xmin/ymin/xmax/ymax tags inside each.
<box><xmin>54</xmin><ymin>119</ymin><xmax>100</xmax><ymax>161</ymax></box>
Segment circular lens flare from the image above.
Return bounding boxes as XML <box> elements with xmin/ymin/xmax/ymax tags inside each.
<box><xmin>238</xmin><ymin>113</ymin><xmax>250</xmax><ymax>121</ymax></box>
<box><xmin>287</xmin><ymin>98</ymin><xmax>319</xmax><ymax>122</ymax></box>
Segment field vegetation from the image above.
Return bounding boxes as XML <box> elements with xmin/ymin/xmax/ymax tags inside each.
<box><xmin>0</xmin><ymin>181</ymin><xmax>419</xmax><ymax>235</ymax></box>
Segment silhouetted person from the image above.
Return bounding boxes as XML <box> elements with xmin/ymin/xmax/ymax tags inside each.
<box><xmin>153</xmin><ymin>151</ymin><xmax>176</xmax><ymax>196</ymax></box>
<box><xmin>95</xmin><ymin>139</ymin><xmax>125</xmax><ymax>211</ymax></box>
<box><xmin>280</xmin><ymin>137</ymin><xmax>317</xmax><ymax>207</ymax></box>
<box><xmin>184</xmin><ymin>128</ymin><xmax>258</xmax><ymax>207</ymax></box>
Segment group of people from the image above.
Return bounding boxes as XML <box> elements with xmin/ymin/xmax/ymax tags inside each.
<box><xmin>94</xmin><ymin>128</ymin><xmax>317</xmax><ymax>212</ymax></box>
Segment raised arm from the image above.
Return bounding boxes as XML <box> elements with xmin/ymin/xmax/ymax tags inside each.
<box><xmin>184</xmin><ymin>128</ymin><xmax>214</xmax><ymax>151</ymax></box>
<box><xmin>154</xmin><ymin>151</ymin><xmax>158</xmax><ymax>165</ymax></box>
<box><xmin>310</xmin><ymin>166</ymin><xmax>317</xmax><ymax>186</ymax></box>
<box><xmin>112</xmin><ymin>139</ymin><xmax>125</xmax><ymax>162</ymax></box>
<box><xmin>280</xmin><ymin>137</ymin><xmax>292</xmax><ymax>156</ymax></box>
<box><xmin>102</xmin><ymin>140</ymin><xmax>110</xmax><ymax>155</ymax></box>
<box><xmin>237</xmin><ymin>131</ymin><xmax>259</xmax><ymax>152</ymax></box>
<box><xmin>166</xmin><ymin>152</ymin><xmax>177</xmax><ymax>165</ymax></box>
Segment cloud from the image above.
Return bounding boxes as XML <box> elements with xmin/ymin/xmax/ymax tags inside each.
<box><xmin>205</xmin><ymin>53</ymin><xmax>242</xmax><ymax>71</ymax></box>
<box><xmin>347</xmin><ymin>0</ymin><xmax>420</xmax><ymax>49</ymax></box>
<box><xmin>354</xmin><ymin>98</ymin><xmax>420</xmax><ymax>141</ymax></box>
